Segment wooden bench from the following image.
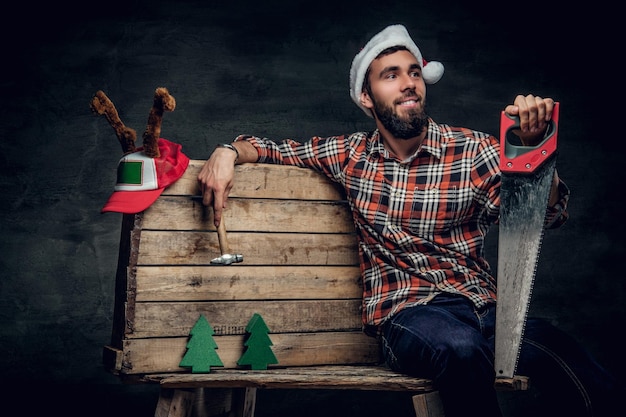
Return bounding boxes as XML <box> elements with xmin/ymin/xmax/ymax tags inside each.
<box><xmin>103</xmin><ymin>161</ymin><xmax>528</xmax><ymax>417</ymax></box>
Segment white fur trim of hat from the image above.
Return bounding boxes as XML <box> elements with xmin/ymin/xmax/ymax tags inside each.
<box><xmin>349</xmin><ymin>24</ymin><xmax>444</xmax><ymax>117</ymax></box>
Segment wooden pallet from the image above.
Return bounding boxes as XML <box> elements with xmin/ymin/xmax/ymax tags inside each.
<box><xmin>104</xmin><ymin>162</ymin><xmax>527</xmax><ymax>417</ymax></box>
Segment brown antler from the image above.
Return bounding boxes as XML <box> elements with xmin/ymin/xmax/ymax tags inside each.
<box><xmin>142</xmin><ymin>87</ymin><xmax>176</xmax><ymax>158</ymax></box>
<box><xmin>90</xmin><ymin>90</ymin><xmax>137</xmax><ymax>154</ymax></box>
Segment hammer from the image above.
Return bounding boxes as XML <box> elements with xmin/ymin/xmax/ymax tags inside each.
<box><xmin>210</xmin><ymin>216</ymin><xmax>244</xmax><ymax>265</ymax></box>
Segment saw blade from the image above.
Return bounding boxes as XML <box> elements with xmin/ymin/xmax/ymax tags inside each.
<box><xmin>495</xmin><ymin>157</ymin><xmax>556</xmax><ymax>378</ymax></box>
<box><xmin>494</xmin><ymin>103</ymin><xmax>560</xmax><ymax>379</ymax></box>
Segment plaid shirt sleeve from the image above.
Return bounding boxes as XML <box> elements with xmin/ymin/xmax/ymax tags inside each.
<box><xmin>545</xmin><ymin>178</ymin><xmax>570</xmax><ymax>229</ymax></box>
<box><xmin>233</xmin><ymin>133</ymin><xmax>351</xmax><ymax>180</ymax></box>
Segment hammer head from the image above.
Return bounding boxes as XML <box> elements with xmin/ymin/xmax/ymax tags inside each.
<box><xmin>210</xmin><ymin>253</ymin><xmax>244</xmax><ymax>265</ymax></box>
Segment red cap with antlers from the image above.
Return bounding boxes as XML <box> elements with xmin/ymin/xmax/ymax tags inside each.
<box><xmin>92</xmin><ymin>87</ymin><xmax>189</xmax><ymax>214</ymax></box>
<box><xmin>101</xmin><ymin>138</ymin><xmax>189</xmax><ymax>214</ymax></box>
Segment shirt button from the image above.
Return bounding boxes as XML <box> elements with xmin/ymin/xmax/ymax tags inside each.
<box><xmin>420</xmin><ymin>267</ymin><xmax>427</xmax><ymax>273</ymax></box>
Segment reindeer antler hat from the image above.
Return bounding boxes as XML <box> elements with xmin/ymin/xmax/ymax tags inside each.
<box><xmin>91</xmin><ymin>87</ymin><xmax>190</xmax><ymax>214</ymax></box>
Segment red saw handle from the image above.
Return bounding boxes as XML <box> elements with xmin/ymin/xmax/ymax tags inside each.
<box><xmin>500</xmin><ymin>102</ymin><xmax>559</xmax><ymax>173</ymax></box>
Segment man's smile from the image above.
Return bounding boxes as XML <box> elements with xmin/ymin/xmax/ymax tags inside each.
<box><xmin>396</xmin><ymin>95</ymin><xmax>421</xmax><ymax>108</ymax></box>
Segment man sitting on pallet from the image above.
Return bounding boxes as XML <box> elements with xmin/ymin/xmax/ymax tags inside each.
<box><xmin>197</xmin><ymin>24</ymin><xmax>619</xmax><ymax>417</ymax></box>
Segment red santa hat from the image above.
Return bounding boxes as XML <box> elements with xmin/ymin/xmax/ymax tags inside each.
<box><xmin>349</xmin><ymin>24</ymin><xmax>444</xmax><ymax>117</ymax></box>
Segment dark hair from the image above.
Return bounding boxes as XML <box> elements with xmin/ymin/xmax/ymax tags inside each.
<box><xmin>362</xmin><ymin>45</ymin><xmax>411</xmax><ymax>96</ymax></box>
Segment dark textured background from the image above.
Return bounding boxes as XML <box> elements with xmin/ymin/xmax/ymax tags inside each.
<box><xmin>1</xmin><ymin>1</ymin><xmax>621</xmax><ymax>415</ymax></box>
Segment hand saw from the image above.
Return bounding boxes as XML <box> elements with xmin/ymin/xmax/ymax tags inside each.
<box><xmin>494</xmin><ymin>102</ymin><xmax>560</xmax><ymax>379</ymax></box>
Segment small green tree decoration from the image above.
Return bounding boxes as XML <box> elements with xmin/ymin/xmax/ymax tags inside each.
<box><xmin>179</xmin><ymin>315</ymin><xmax>224</xmax><ymax>373</ymax></box>
<box><xmin>237</xmin><ymin>313</ymin><xmax>279</xmax><ymax>370</ymax></box>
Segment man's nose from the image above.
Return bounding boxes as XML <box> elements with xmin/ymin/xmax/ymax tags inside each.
<box><xmin>400</xmin><ymin>74</ymin><xmax>416</xmax><ymax>90</ymax></box>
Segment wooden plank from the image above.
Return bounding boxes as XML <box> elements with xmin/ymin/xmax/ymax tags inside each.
<box><xmin>164</xmin><ymin>162</ymin><xmax>345</xmax><ymax>200</ymax></box>
<box><xmin>143</xmin><ymin>366</ymin><xmax>436</xmax><ymax>393</ymax></box>
<box><xmin>136</xmin><ymin>231</ymin><xmax>359</xmax><ymax>266</ymax></box>
<box><xmin>145</xmin><ymin>367</ymin><xmax>526</xmax><ymax>393</ymax></box>
<box><xmin>232</xmin><ymin>388</ymin><xmax>256</xmax><ymax>417</ymax></box>
<box><xmin>191</xmin><ymin>388</ymin><xmax>235</xmax><ymax>417</ymax></box>
<box><xmin>129</xmin><ymin>299</ymin><xmax>363</xmax><ymax>338</ymax></box>
<box><xmin>412</xmin><ymin>391</ymin><xmax>444</xmax><ymax>417</ymax></box>
<box><xmin>135</xmin><ymin>265</ymin><xmax>362</xmax><ymax>302</ymax></box>
<box><xmin>143</xmin><ymin>197</ymin><xmax>354</xmax><ymax>233</ymax></box>
<box><xmin>413</xmin><ymin>391</ymin><xmax>445</xmax><ymax>417</ymax></box>
<box><xmin>110</xmin><ymin>213</ymin><xmax>143</xmax><ymax>350</ymax></box>
<box><xmin>118</xmin><ymin>332</ymin><xmax>380</xmax><ymax>374</ymax></box>
<box><xmin>103</xmin><ymin>345</ymin><xmax>123</xmax><ymax>373</ymax></box>
<box><xmin>154</xmin><ymin>388</ymin><xmax>195</xmax><ymax>417</ymax></box>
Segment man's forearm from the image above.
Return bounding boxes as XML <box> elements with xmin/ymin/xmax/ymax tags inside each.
<box><xmin>232</xmin><ymin>140</ymin><xmax>258</xmax><ymax>164</ymax></box>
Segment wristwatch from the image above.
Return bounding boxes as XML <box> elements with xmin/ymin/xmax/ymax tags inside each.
<box><xmin>216</xmin><ymin>143</ymin><xmax>239</xmax><ymax>163</ymax></box>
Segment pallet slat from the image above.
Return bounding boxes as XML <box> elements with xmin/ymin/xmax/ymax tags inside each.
<box><xmin>142</xmin><ymin>366</ymin><xmax>527</xmax><ymax>393</ymax></box>
<box><xmin>137</xmin><ymin>231</ymin><xmax>359</xmax><ymax>266</ymax></box>
<box><xmin>144</xmin><ymin>366</ymin><xmax>437</xmax><ymax>392</ymax></box>
<box><xmin>129</xmin><ymin>299</ymin><xmax>364</xmax><ymax>338</ymax></box>
<box><xmin>145</xmin><ymin>197</ymin><xmax>354</xmax><ymax>233</ymax></box>
<box><xmin>105</xmin><ymin>332</ymin><xmax>379</xmax><ymax>374</ymax></box>
<box><xmin>135</xmin><ymin>265</ymin><xmax>362</xmax><ymax>302</ymax></box>
<box><xmin>165</xmin><ymin>162</ymin><xmax>346</xmax><ymax>200</ymax></box>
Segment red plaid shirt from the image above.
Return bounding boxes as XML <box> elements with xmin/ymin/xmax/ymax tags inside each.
<box><xmin>235</xmin><ymin>119</ymin><xmax>569</xmax><ymax>332</ymax></box>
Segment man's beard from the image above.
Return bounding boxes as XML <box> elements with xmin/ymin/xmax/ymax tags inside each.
<box><xmin>372</xmin><ymin>94</ymin><xmax>429</xmax><ymax>139</ymax></box>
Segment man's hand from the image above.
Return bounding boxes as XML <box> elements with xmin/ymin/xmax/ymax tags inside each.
<box><xmin>197</xmin><ymin>147</ymin><xmax>237</xmax><ymax>227</ymax></box>
<box><xmin>504</xmin><ymin>95</ymin><xmax>556</xmax><ymax>146</ymax></box>
<box><xmin>504</xmin><ymin>94</ymin><xmax>562</xmax><ymax>206</ymax></box>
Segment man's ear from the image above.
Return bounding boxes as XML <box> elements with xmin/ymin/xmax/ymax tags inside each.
<box><xmin>360</xmin><ymin>91</ymin><xmax>373</xmax><ymax>110</ymax></box>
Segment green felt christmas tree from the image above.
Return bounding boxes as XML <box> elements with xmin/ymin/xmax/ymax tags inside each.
<box><xmin>237</xmin><ymin>313</ymin><xmax>279</xmax><ymax>370</ymax></box>
<box><xmin>179</xmin><ymin>315</ymin><xmax>224</xmax><ymax>373</ymax></box>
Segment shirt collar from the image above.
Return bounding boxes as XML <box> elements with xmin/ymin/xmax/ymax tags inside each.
<box><xmin>366</xmin><ymin>118</ymin><xmax>444</xmax><ymax>161</ymax></box>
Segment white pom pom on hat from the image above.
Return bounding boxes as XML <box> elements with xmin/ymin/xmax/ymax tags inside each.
<box><xmin>349</xmin><ymin>24</ymin><xmax>444</xmax><ymax>117</ymax></box>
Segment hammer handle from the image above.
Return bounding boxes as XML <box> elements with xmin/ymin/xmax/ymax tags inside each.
<box><xmin>216</xmin><ymin>219</ymin><xmax>230</xmax><ymax>255</ymax></box>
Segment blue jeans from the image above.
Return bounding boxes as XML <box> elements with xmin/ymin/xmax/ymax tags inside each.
<box><xmin>380</xmin><ymin>293</ymin><xmax>621</xmax><ymax>417</ymax></box>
